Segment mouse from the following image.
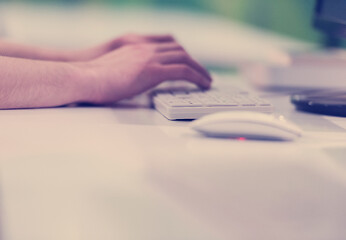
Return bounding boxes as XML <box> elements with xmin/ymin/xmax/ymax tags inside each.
<box><xmin>190</xmin><ymin>111</ymin><xmax>302</xmax><ymax>141</ymax></box>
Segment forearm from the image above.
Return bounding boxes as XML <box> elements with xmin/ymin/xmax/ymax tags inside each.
<box><xmin>0</xmin><ymin>56</ymin><xmax>88</xmax><ymax>109</ymax></box>
<box><xmin>0</xmin><ymin>39</ymin><xmax>72</xmax><ymax>61</ymax></box>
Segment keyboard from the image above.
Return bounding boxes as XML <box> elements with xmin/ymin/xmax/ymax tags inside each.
<box><xmin>153</xmin><ymin>86</ymin><xmax>273</xmax><ymax>120</ymax></box>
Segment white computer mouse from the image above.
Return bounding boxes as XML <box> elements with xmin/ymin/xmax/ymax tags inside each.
<box><xmin>190</xmin><ymin>111</ymin><xmax>302</xmax><ymax>141</ymax></box>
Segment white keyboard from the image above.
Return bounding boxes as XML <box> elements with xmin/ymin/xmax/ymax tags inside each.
<box><xmin>153</xmin><ymin>86</ymin><xmax>273</xmax><ymax>120</ymax></box>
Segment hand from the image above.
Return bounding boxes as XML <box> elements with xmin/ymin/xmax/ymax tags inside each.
<box><xmin>76</xmin><ymin>42</ymin><xmax>212</xmax><ymax>104</ymax></box>
<box><xmin>67</xmin><ymin>34</ymin><xmax>177</xmax><ymax>61</ymax></box>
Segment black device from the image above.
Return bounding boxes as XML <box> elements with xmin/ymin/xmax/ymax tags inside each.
<box><xmin>292</xmin><ymin>90</ymin><xmax>346</xmax><ymax>117</ymax></box>
<box><xmin>291</xmin><ymin>0</ymin><xmax>346</xmax><ymax>117</ymax></box>
<box><xmin>314</xmin><ymin>0</ymin><xmax>346</xmax><ymax>39</ymax></box>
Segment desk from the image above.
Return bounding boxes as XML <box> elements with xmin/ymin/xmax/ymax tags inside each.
<box><xmin>2</xmin><ymin>77</ymin><xmax>346</xmax><ymax>240</ymax></box>
<box><xmin>1</xmin><ymin>3</ymin><xmax>346</xmax><ymax>240</ymax></box>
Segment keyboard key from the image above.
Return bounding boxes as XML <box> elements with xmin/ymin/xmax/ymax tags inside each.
<box><xmin>167</xmin><ymin>100</ymin><xmax>189</xmax><ymax>107</ymax></box>
<box><xmin>153</xmin><ymin>86</ymin><xmax>273</xmax><ymax>119</ymax></box>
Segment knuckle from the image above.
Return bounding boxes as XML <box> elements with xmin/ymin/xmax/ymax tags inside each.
<box><xmin>176</xmin><ymin>52</ymin><xmax>189</xmax><ymax>61</ymax></box>
<box><xmin>177</xmin><ymin>46</ymin><xmax>185</xmax><ymax>51</ymax></box>
<box><xmin>117</xmin><ymin>37</ymin><xmax>126</xmax><ymax>46</ymax></box>
<box><xmin>181</xmin><ymin>66</ymin><xmax>193</xmax><ymax>77</ymax></box>
<box><xmin>175</xmin><ymin>44</ymin><xmax>184</xmax><ymax>50</ymax></box>
<box><xmin>182</xmin><ymin>52</ymin><xmax>190</xmax><ymax>59</ymax></box>
<box><xmin>119</xmin><ymin>36</ymin><xmax>131</xmax><ymax>45</ymax></box>
<box><xmin>170</xmin><ymin>42</ymin><xmax>183</xmax><ymax>50</ymax></box>
<box><xmin>171</xmin><ymin>42</ymin><xmax>180</xmax><ymax>47</ymax></box>
<box><xmin>166</xmin><ymin>34</ymin><xmax>175</xmax><ymax>40</ymax></box>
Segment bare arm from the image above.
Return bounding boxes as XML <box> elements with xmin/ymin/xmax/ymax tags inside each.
<box><xmin>0</xmin><ymin>39</ymin><xmax>73</xmax><ymax>61</ymax></box>
<box><xmin>0</xmin><ymin>56</ymin><xmax>85</xmax><ymax>109</ymax></box>
<box><xmin>0</xmin><ymin>40</ymin><xmax>211</xmax><ymax>109</ymax></box>
<box><xmin>0</xmin><ymin>34</ymin><xmax>177</xmax><ymax>61</ymax></box>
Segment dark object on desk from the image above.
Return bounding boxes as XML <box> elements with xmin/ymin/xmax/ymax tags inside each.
<box><xmin>314</xmin><ymin>0</ymin><xmax>346</xmax><ymax>47</ymax></box>
<box><xmin>291</xmin><ymin>0</ymin><xmax>346</xmax><ymax>117</ymax></box>
<box><xmin>291</xmin><ymin>90</ymin><xmax>346</xmax><ymax>117</ymax></box>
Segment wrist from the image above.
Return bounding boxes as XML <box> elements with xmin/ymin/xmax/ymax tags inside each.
<box><xmin>69</xmin><ymin>62</ymin><xmax>101</xmax><ymax>104</ymax></box>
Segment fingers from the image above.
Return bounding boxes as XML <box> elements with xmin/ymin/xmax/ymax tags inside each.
<box><xmin>118</xmin><ymin>34</ymin><xmax>176</xmax><ymax>47</ymax></box>
<box><xmin>155</xmin><ymin>52</ymin><xmax>212</xmax><ymax>81</ymax></box>
<box><xmin>112</xmin><ymin>34</ymin><xmax>212</xmax><ymax>90</ymax></box>
<box><xmin>157</xmin><ymin>64</ymin><xmax>211</xmax><ymax>89</ymax></box>
<box><xmin>143</xmin><ymin>34</ymin><xmax>175</xmax><ymax>43</ymax></box>
<box><xmin>155</xmin><ymin>42</ymin><xmax>185</xmax><ymax>52</ymax></box>
<box><xmin>144</xmin><ymin>42</ymin><xmax>212</xmax><ymax>83</ymax></box>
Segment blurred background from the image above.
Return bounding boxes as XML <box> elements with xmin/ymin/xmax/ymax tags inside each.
<box><xmin>1</xmin><ymin>0</ymin><xmax>321</xmax><ymax>44</ymax></box>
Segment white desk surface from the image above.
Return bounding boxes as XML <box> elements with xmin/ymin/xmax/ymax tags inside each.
<box><xmin>1</xmin><ymin>4</ymin><xmax>346</xmax><ymax>240</ymax></box>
